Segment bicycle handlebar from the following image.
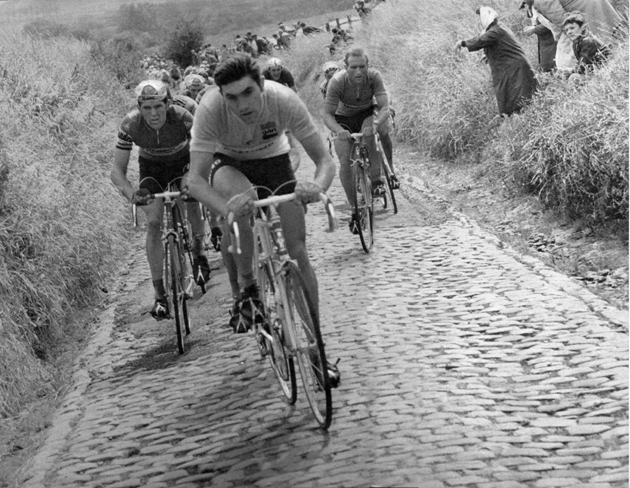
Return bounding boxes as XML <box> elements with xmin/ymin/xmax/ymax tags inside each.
<box><xmin>228</xmin><ymin>192</ymin><xmax>337</xmax><ymax>255</ymax></box>
<box><xmin>131</xmin><ymin>191</ymin><xmax>183</xmax><ymax>227</ymax></box>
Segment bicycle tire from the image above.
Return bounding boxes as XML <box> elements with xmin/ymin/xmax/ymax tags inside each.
<box><xmin>382</xmin><ymin>161</ymin><xmax>398</xmax><ymax>215</ymax></box>
<box><xmin>172</xmin><ymin>204</ymin><xmax>193</xmax><ymax>334</ymax></box>
<box><xmin>173</xmin><ymin>202</ymin><xmax>198</xmax><ymax>301</ymax></box>
<box><xmin>167</xmin><ymin>236</ymin><xmax>187</xmax><ymax>354</ymax></box>
<box><xmin>254</xmin><ymin>223</ymin><xmax>297</xmax><ymax>404</ymax></box>
<box><xmin>353</xmin><ymin>152</ymin><xmax>373</xmax><ymax>253</ymax></box>
<box><xmin>283</xmin><ymin>261</ymin><xmax>333</xmax><ymax>430</ymax></box>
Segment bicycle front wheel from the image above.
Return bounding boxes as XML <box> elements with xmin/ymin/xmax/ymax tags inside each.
<box><xmin>353</xmin><ymin>158</ymin><xmax>374</xmax><ymax>253</ymax></box>
<box><xmin>168</xmin><ymin>236</ymin><xmax>190</xmax><ymax>354</ymax></box>
<box><xmin>255</xmin><ymin>226</ymin><xmax>297</xmax><ymax>404</ymax></box>
<box><xmin>283</xmin><ymin>262</ymin><xmax>333</xmax><ymax>430</ymax></box>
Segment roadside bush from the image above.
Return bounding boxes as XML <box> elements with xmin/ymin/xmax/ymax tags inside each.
<box><xmin>164</xmin><ymin>19</ymin><xmax>205</xmax><ymax>68</ymax></box>
<box><xmin>0</xmin><ymin>28</ymin><xmax>132</xmax><ymax>416</ymax></box>
<box><xmin>89</xmin><ymin>34</ymin><xmax>146</xmax><ymax>85</ymax></box>
<box><xmin>487</xmin><ymin>47</ymin><xmax>629</xmax><ymax>222</ymax></box>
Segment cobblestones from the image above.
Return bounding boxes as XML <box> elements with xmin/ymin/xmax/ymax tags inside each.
<box><xmin>18</xmin><ymin>162</ymin><xmax>628</xmax><ymax>488</ymax></box>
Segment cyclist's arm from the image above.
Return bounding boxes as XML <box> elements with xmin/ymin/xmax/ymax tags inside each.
<box><xmin>111</xmin><ymin>148</ymin><xmax>135</xmax><ymax>201</ymax></box>
<box><xmin>322</xmin><ymin>103</ymin><xmax>347</xmax><ymax>137</ymax></box>
<box><xmin>298</xmin><ymin>132</ymin><xmax>336</xmax><ymax>193</ymax></box>
<box><xmin>186</xmin><ymin>151</ymin><xmax>229</xmax><ymax>217</ymax></box>
<box><xmin>373</xmin><ymin>92</ymin><xmax>390</xmax><ymax>129</ymax></box>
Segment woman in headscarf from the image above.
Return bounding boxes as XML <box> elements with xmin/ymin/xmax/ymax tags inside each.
<box><xmin>455</xmin><ymin>7</ymin><xmax>537</xmax><ymax>116</ymax></box>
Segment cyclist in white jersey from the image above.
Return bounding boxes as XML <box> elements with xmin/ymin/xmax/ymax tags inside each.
<box><xmin>186</xmin><ymin>53</ymin><xmax>335</xmax><ymax>336</ymax></box>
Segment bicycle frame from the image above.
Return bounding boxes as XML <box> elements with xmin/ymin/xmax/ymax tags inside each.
<box><xmin>230</xmin><ymin>191</ymin><xmax>337</xmax><ymax>428</ymax></box>
<box><xmin>349</xmin><ymin>132</ymin><xmax>374</xmax><ymax>252</ymax></box>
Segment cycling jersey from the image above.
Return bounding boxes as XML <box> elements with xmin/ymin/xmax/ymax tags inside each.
<box><xmin>172</xmin><ymin>94</ymin><xmax>197</xmax><ymax>115</ymax></box>
<box><xmin>262</xmin><ymin>67</ymin><xmax>296</xmax><ymax>89</ymax></box>
<box><xmin>324</xmin><ymin>68</ymin><xmax>387</xmax><ymax>117</ymax></box>
<box><xmin>116</xmin><ymin>105</ymin><xmax>193</xmax><ymax>163</ymax></box>
<box><xmin>191</xmin><ymin>80</ymin><xmax>317</xmax><ymax>161</ymax></box>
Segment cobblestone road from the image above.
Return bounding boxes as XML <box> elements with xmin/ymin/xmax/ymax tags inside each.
<box><xmin>20</xmin><ymin>157</ymin><xmax>628</xmax><ymax>488</ymax></box>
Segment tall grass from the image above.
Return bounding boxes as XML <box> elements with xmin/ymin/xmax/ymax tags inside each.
<box><xmin>0</xmin><ymin>29</ymin><xmax>132</xmax><ymax>417</ymax></box>
<box><xmin>286</xmin><ymin>0</ymin><xmax>628</xmax><ymax>224</ymax></box>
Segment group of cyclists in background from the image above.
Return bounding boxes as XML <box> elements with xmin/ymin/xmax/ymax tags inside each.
<box><xmin>112</xmin><ymin>0</ymin><xmax>396</xmax><ymax>388</ymax></box>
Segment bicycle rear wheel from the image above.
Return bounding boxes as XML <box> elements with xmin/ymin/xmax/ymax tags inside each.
<box><xmin>283</xmin><ymin>261</ymin><xmax>333</xmax><ymax>430</ymax></box>
<box><xmin>382</xmin><ymin>160</ymin><xmax>398</xmax><ymax>215</ymax></box>
<box><xmin>255</xmin><ymin>225</ymin><xmax>297</xmax><ymax>404</ymax></box>
<box><xmin>353</xmin><ymin>156</ymin><xmax>373</xmax><ymax>253</ymax></box>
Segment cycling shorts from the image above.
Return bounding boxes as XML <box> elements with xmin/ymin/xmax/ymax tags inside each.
<box><xmin>139</xmin><ymin>155</ymin><xmax>190</xmax><ymax>194</ymax></box>
<box><xmin>334</xmin><ymin>106</ymin><xmax>375</xmax><ymax>134</ymax></box>
<box><xmin>210</xmin><ymin>153</ymin><xmax>296</xmax><ymax>199</ymax></box>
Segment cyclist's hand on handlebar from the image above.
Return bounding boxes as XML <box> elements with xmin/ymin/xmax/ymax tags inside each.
<box><xmin>362</xmin><ymin>125</ymin><xmax>375</xmax><ymax>137</ymax></box>
<box><xmin>334</xmin><ymin>129</ymin><xmax>351</xmax><ymax>141</ymax></box>
<box><xmin>131</xmin><ymin>188</ymin><xmax>153</xmax><ymax>206</ymax></box>
<box><xmin>295</xmin><ymin>181</ymin><xmax>323</xmax><ymax>204</ymax></box>
<box><xmin>226</xmin><ymin>192</ymin><xmax>255</xmax><ymax>219</ymax></box>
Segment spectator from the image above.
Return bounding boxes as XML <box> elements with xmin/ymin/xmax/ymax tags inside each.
<box><xmin>522</xmin><ymin>7</ymin><xmax>557</xmax><ymax>72</ymax></box>
<box><xmin>562</xmin><ymin>11</ymin><xmax>613</xmax><ymax>81</ymax></box>
<box><xmin>520</xmin><ymin>0</ymin><xmax>623</xmax><ymax>72</ymax></box>
<box><xmin>455</xmin><ymin>6</ymin><xmax>537</xmax><ymax>116</ymax></box>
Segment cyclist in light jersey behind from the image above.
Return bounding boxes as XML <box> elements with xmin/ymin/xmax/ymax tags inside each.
<box><xmin>323</xmin><ymin>47</ymin><xmax>398</xmax><ymax>234</ymax></box>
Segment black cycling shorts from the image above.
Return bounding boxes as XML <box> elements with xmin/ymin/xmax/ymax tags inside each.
<box><xmin>334</xmin><ymin>106</ymin><xmax>375</xmax><ymax>134</ymax></box>
<box><xmin>210</xmin><ymin>153</ymin><xmax>296</xmax><ymax>199</ymax></box>
<box><xmin>138</xmin><ymin>155</ymin><xmax>190</xmax><ymax>194</ymax></box>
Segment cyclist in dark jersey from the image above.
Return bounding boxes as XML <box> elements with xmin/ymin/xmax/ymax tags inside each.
<box><xmin>262</xmin><ymin>58</ymin><xmax>297</xmax><ymax>92</ymax></box>
<box><xmin>111</xmin><ymin>80</ymin><xmax>211</xmax><ymax>320</ymax></box>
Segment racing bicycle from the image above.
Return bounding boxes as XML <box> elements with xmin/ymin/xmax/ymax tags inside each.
<box><xmin>229</xmin><ymin>187</ymin><xmax>338</xmax><ymax>430</ymax></box>
<box><xmin>348</xmin><ymin>132</ymin><xmax>374</xmax><ymax>253</ymax></box>
<box><xmin>133</xmin><ymin>178</ymin><xmax>195</xmax><ymax>354</ymax></box>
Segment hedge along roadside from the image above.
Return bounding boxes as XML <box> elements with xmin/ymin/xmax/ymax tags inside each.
<box><xmin>0</xmin><ymin>28</ymin><xmax>134</xmax><ymax>417</ymax></box>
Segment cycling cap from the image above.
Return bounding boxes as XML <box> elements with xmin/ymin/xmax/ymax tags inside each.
<box><xmin>323</xmin><ymin>61</ymin><xmax>339</xmax><ymax>74</ymax></box>
<box><xmin>267</xmin><ymin>57</ymin><xmax>282</xmax><ymax>68</ymax></box>
<box><xmin>184</xmin><ymin>74</ymin><xmax>205</xmax><ymax>88</ymax></box>
<box><xmin>135</xmin><ymin>80</ymin><xmax>169</xmax><ymax>103</ymax></box>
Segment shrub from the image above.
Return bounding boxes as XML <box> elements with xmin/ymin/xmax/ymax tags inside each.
<box><xmin>89</xmin><ymin>34</ymin><xmax>146</xmax><ymax>85</ymax></box>
<box><xmin>164</xmin><ymin>19</ymin><xmax>205</xmax><ymax>68</ymax></box>
<box><xmin>489</xmin><ymin>50</ymin><xmax>629</xmax><ymax>222</ymax></box>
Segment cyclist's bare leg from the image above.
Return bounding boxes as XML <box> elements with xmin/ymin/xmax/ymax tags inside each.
<box><xmin>361</xmin><ymin>116</ymin><xmax>383</xmax><ymax>183</ymax></box>
<box><xmin>221</xmin><ymin>241</ymin><xmax>241</xmax><ymax>299</ymax></box>
<box><xmin>278</xmin><ymin>201</ymin><xmax>319</xmax><ymax>311</ymax></box>
<box><xmin>185</xmin><ymin>201</ymin><xmax>205</xmax><ymax>256</ymax></box>
<box><xmin>141</xmin><ymin>199</ymin><xmax>165</xmax><ymax>297</ymax></box>
<box><xmin>379</xmin><ymin>130</ymin><xmax>394</xmax><ymax>171</ymax></box>
<box><xmin>333</xmin><ymin>138</ymin><xmax>355</xmax><ymax>207</ymax></box>
<box><xmin>212</xmin><ymin>165</ymin><xmax>257</xmax><ymax>291</ymax></box>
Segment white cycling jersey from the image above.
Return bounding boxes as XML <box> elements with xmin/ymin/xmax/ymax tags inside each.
<box><xmin>191</xmin><ymin>80</ymin><xmax>317</xmax><ymax>160</ymax></box>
